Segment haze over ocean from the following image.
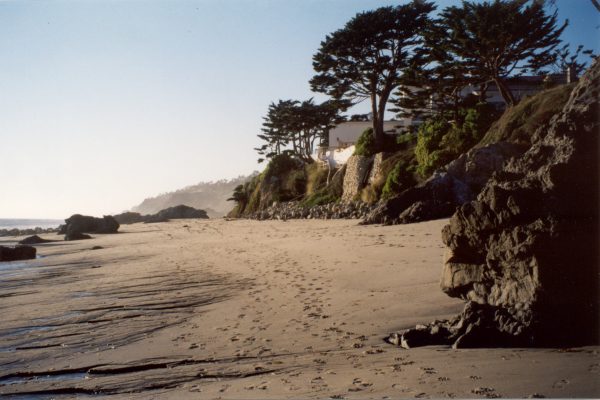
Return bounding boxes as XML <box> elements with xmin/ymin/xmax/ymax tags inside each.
<box><xmin>0</xmin><ymin>219</ymin><xmax>63</xmax><ymax>230</ymax></box>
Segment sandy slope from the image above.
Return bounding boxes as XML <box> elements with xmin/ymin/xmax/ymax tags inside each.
<box><xmin>0</xmin><ymin>219</ymin><xmax>598</xmax><ymax>398</ymax></box>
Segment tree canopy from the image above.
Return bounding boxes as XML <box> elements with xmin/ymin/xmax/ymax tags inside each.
<box><xmin>255</xmin><ymin>99</ymin><xmax>345</xmax><ymax>164</ymax></box>
<box><xmin>310</xmin><ymin>1</ymin><xmax>435</xmax><ymax>146</ymax></box>
<box><xmin>438</xmin><ymin>0</ymin><xmax>567</xmax><ymax>107</ymax></box>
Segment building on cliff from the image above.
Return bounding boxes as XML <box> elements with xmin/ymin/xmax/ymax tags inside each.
<box><xmin>462</xmin><ymin>72</ymin><xmax>572</xmax><ymax>109</ymax></box>
<box><xmin>313</xmin><ymin>120</ymin><xmax>411</xmax><ymax>167</ymax></box>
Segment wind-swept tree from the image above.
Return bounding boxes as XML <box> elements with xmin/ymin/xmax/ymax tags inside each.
<box><xmin>439</xmin><ymin>0</ymin><xmax>567</xmax><ymax>107</ymax></box>
<box><xmin>255</xmin><ymin>99</ymin><xmax>345</xmax><ymax>163</ymax></box>
<box><xmin>392</xmin><ymin>19</ymin><xmax>481</xmax><ymax>122</ymax></box>
<box><xmin>310</xmin><ymin>1</ymin><xmax>435</xmax><ymax>146</ymax></box>
<box><xmin>255</xmin><ymin>100</ymin><xmax>296</xmax><ymax>163</ymax></box>
<box><xmin>552</xmin><ymin>43</ymin><xmax>596</xmax><ymax>77</ymax></box>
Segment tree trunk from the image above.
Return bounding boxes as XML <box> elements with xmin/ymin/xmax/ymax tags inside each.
<box><xmin>494</xmin><ymin>77</ymin><xmax>516</xmax><ymax>107</ymax></box>
<box><xmin>370</xmin><ymin>94</ymin><xmax>384</xmax><ymax>146</ymax></box>
<box><xmin>479</xmin><ymin>82</ymin><xmax>489</xmax><ymax>103</ymax></box>
<box><xmin>376</xmin><ymin>87</ymin><xmax>392</xmax><ymax>148</ymax></box>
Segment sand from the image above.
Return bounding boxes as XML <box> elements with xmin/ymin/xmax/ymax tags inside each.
<box><xmin>0</xmin><ymin>218</ymin><xmax>598</xmax><ymax>398</ymax></box>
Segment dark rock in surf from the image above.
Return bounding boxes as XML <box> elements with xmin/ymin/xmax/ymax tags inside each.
<box><xmin>0</xmin><ymin>245</ymin><xmax>36</xmax><ymax>261</ymax></box>
<box><xmin>18</xmin><ymin>235</ymin><xmax>55</xmax><ymax>245</ymax></box>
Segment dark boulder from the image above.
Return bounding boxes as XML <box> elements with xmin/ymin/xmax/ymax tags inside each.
<box><xmin>65</xmin><ymin>232</ymin><xmax>92</xmax><ymax>241</ymax></box>
<box><xmin>388</xmin><ymin>61</ymin><xmax>599</xmax><ymax>348</ymax></box>
<box><xmin>18</xmin><ymin>235</ymin><xmax>55</xmax><ymax>245</ymax></box>
<box><xmin>63</xmin><ymin>214</ymin><xmax>120</xmax><ymax>235</ymax></box>
<box><xmin>387</xmin><ymin>302</ymin><xmax>522</xmax><ymax>349</ymax></box>
<box><xmin>112</xmin><ymin>212</ymin><xmax>145</xmax><ymax>225</ymax></box>
<box><xmin>362</xmin><ymin>142</ymin><xmax>524</xmax><ymax>225</ymax></box>
<box><xmin>143</xmin><ymin>205</ymin><xmax>209</xmax><ymax>223</ymax></box>
<box><xmin>0</xmin><ymin>245</ymin><xmax>36</xmax><ymax>261</ymax></box>
<box><xmin>154</xmin><ymin>205</ymin><xmax>209</xmax><ymax>220</ymax></box>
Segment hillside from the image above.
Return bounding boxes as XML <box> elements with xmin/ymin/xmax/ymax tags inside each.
<box><xmin>131</xmin><ymin>174</ymin><xmax>257</xmax><ymax>218</ymax></box>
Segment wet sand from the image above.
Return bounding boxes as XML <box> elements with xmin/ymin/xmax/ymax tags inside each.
<box><xmin>0</xmin><ymin>218</ymin><xmax>598</xmax><ymax>398</ymax></box>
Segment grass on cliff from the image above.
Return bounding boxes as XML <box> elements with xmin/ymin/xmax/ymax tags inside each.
<box><xmin>360</xmin><ymin>142</ymin><xmax>418</xmax><ymax>203</ymax></box>
<box><xmin>229</xmin><ymin>154</ymin><xmax>343</xmax><ymax>216</ymax></box>
<box><xmin>478</xmin><ymin>83</ymin><xmax>574</xmax><ymax>147</ymax></box>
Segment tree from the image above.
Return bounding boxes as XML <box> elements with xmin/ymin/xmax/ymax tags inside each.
<box><xmin>310</xmin><ymin>1</ymin><xmax>435</xmax><ymax>146</ymax></box>
<box><xmin>255</xmin><ymin>99</ymin><xmax>345</xmax><ymax>163</ymax></box>
<box><xmin>392</xmin><ymin>19</ymin><xmax>481</xmax><ymax>122</ymax></box>
<box><xmin>439</xmin><ymin>0</ymin><xmax>567</xmax><ymax>107</ymax></box>
<box><xmin>552</xmin><ymin>43</ymin><xmax>596</xmax><ymax>77</ymax></box>
<box><xmin>255</xmin><ymin>100</ymin><xmax>296</xmax><ymax>163</ymax></box>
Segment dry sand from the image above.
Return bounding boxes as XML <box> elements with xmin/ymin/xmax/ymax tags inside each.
<box><xmin>0</xmin><ymin>218</ymin><xmax>598</xmax><ymax>398</ymax></box>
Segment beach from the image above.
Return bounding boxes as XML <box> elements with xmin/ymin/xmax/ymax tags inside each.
<box><xmin>1</xmin><ymin>218</ymin><xmax>598</xmax><ymax>398</ymax></box>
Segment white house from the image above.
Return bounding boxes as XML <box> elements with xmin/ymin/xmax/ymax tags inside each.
<box><xmin>462</xmin><ymin>73</ymin><xmax>571</xmax><ymax>109</ymax></box>
<box><xmin>313</xmin><ymin>120</ymin><xmax>412</xmax><ymax>167</ymax></box>
<box><xmin>328</xmin><ymin>120</ymin><xmax>411</xmax><ymax>149</ymax></box>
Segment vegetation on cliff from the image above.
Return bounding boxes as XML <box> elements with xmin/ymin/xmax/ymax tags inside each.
<box><xmin>230</xmin><ymin>0</ymin><xmax>594</xmax><ymax>219</ymax></box>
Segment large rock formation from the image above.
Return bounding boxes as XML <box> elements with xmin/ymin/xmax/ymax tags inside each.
<box><xmin>112</xmin><ymin>212</ymin><xmax>146</xmax><ymax>225</ymax></box>
<box><xmin>0</xmin><ymin>245</ymin><xmax>36</xmax><ymax>262</ymax></box>
<box><xmin>143</xmin><ymin>205</ymin><xmax>209</xmax><ymax>223</ymax></box>
<box><xmin>363</xmin><ymin>142</ymin><xmax>524</xmax><ymax>225</ymax></box>
<box><xmin>389</xmin><ymin>62</ymin><xmax>599</xmax><ymax>347</ymax></box>
<box><xmin>114</xmin><ymin>206</ymin><xmax>209</xmax><ymax>225</ymax></box>
<box><xmin>367</xmin><ymin>152</ymin><xmax>386</xmax><ymax>185</ymax></box>
<box><xmin>341</xmin><ymin>155</ymin><xmax>372</xmax><ymax>202</ymax></box>
<box><xmin>60</xmin><ymin>215</ymin><xmax>120</xmax><ymax>236</ymax></box>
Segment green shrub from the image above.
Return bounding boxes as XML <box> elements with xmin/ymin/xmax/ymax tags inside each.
<box><xmin>305</xmin><ymin>162</ymin><xmax>329</xmax><ymax>196</ymax></box>
<box><xmin>396</xmin><ymin>132</ymin><xmax>415</xmax><ymax>147</ymax></box>
<box><xmin>415</xmin><ymin>103</ymin><xmax>501</xmax><ymax>178</ymax></box>
<box><xmin>263</xmin><ymin>153</ymin><xmax>300</xmax><ymax>178</ymax></box>
<box><xmin>302</xmin><ymin>189</ymin><xmax>339</xmax><ymax>207</ymax></box>
<box><xmin>415</xmin><ymin>117</ymin><xmax>452</xmax><ymax>177</ymax></box>
<box><xmin>381</xmin><ymin>160</ymin><xmax>417</xmax><ymax>199</ymax></box>
<box><xmin>354</xmin><ymin>128</ymin><xmax>377</xmax><ymax>156</ymax></box>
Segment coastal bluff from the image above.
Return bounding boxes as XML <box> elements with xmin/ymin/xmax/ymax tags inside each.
<box><xmin>389</xmin><ymin>61</ymin><xmax>599</xmax><ymax>348</ymax></box>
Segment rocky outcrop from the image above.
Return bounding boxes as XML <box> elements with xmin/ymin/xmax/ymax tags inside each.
<box><xmin>367</xmin><ymin>152</ymin><xmax>386</xmax><ymax>185</ymax></box>
<box><xmin>60</xmin><ymin>215</ymin><xmax>120</xmax><ymax>235</ymax></box>
<box><xmin>114</xmin><ymin>206</ymin><xmax>208</xmax><ymax>225</ymax></box>
<box><xmin>363</xmin><ymin>142</ymin><xmax>524</xmax><ymax>225</ymax></box>
<box><xmin>143</xmin><ymin>205</ymin><xmax>209</xmax><ymax>223</ymax></box>
<box><xmin>341</xmin><ymin>155</ymin><xmax>372</xmax><ymax>202</ymax></box>
<box><xmin>0</xmin><ymin>245</ymin><xmax>36</xmax><ymax>261</ymax></box>
<box><xmin>248</xmin><ymin>201</ymin><xmax>375</xmax><ymax>221</ymax></box>
<box><xmin>18</xmin><ymin>235</ymin><xmax>55</xmax><ymax>245</ymax></box>
<box><xmin>389</xmin><ymin>61</ymin><xmax>599</xmax><ymax>348</ymax></box>
<box><xmin>112</xmin><ymin>212</ymin><xmax>146</xmax><ymax>225</ymax></box>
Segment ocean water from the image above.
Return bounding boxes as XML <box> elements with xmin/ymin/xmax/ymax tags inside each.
<box><xmin>0</xmin><ymin>219</ymin><xmax>63</xmax><ymax>230</ymax></box>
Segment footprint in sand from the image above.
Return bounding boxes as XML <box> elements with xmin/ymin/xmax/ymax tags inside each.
<box><xmin>472</xmin><ymin>387</ymin><xmax>501</xmax><ymax>398</ymax></box>
<box><xmin>552</xmin><ymin>379</ymin><xmax>570</xmax><ymax>389</ymax></box>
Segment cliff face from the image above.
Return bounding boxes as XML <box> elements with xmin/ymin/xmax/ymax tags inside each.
<box><xmin>363</xmin><ymin>84</ymin><xmax>575</xmax><ymax>226</ymax></box>
<box><xmin>389</xmin><ymin>61</ymin><xmax>599</xmax><ymax>348</ymax></box>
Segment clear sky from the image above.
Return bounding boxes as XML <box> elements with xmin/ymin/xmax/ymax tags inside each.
<box><xmin>1</xmin><ymin>0</ymin><xmax>598</xmax><ymax>219</ymax></box>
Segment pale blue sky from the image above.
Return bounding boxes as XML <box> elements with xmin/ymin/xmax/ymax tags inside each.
<box><xmin>1</xmin><ymin>0</ymin><xmax>598</xmax><ymax>218</ymax></box>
